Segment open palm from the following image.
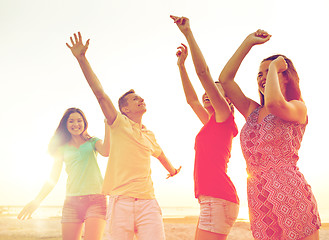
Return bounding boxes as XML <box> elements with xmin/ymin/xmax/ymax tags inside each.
<box><xmin>66</xmin><ymin>32</ymin><xmax>90</xmax><ymax>59</ymax></box>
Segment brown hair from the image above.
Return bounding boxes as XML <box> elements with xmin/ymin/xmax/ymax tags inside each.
<box><xmin>48</xmin><ymin>108</ymin><xmax>91</xmax><ymax>156</ymax></box>
<box><xmin>259</xmin><ymin>54</ymin><xmax>302</xmax><ymax>105</ymax></box>
<box><xmin>118</xmin><ymin>89</ymin><xmax>135</xmax><ymax>116</ymax></box>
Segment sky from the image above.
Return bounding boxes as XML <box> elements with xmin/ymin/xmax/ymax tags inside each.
<box><xmin>1</xmin><ymin>0</ymin><xmax>328</xmax><ymax>221</ymax></box>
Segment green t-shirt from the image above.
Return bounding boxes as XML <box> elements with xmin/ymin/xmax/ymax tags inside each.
<box><xmin>60</xmin><ymin>137</ymin><xmax>103</xmax><ymax>196</ymax></box>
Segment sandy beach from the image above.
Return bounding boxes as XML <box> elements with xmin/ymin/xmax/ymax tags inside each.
<box><xmin>0</xmin><ymin>217</ymin><xmax>328</xmax><ymax>240</ymax></box>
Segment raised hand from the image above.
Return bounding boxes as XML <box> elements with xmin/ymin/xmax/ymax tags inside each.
<box><xmin>176</xmin><ymin>43</ymin><xmax>188</xmax><ymax>66</ymax></box>
<box><xmin>270</xmin><ymin>56</ymin><xmax>288</xmax><ymax>73</ymax></box>
<box><xmin>170</xmin><ymin>15</ymin><xmax>191</xmax><ymax>36</ymax></box>
<box><xmin>17</xmin><ymin>199</ymin><xmax>41</xmax><ymax>220</ymax></box>
<box><xmin>66</xmin><ymin>32</ymin><xmax>90</xmax><ymax>59</ymax></box>
<box><xmin>246</xmin><ymin>29</ymin><xmax>271</xmax><ymax>46</ymax></box>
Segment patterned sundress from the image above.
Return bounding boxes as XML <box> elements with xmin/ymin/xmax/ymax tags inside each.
<box><xmin>240</xmin><ymin>107</ymin><xmax>321</xmax><ymax>240</ymax></box>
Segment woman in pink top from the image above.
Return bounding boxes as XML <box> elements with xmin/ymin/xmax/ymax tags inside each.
<box><xmin>171</xmin><ymin>16</ymin><xmax>239</xmax><ymax>240</ymax></box>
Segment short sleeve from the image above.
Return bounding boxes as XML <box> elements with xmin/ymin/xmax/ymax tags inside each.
<box><xmin>110</xmin><ymin>112</ymin><xmax>123</xmax><ymax>129</ymax></box>
<box><xmin>145</xmin><ymin>130</ymin><xmax>162</xmax><ymax>158</ymax></box>
<box><xmin>89</xmin><ymin>137</ymin><xmax>101</xmax><ymax>150</ymax></box>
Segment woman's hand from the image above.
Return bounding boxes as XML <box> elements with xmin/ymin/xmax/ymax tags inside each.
<box><xmin>170</xmin><ymin>15</ymin><xmax>191</xmax><ymax>36</ymax></box>
<box><xmin>246</xmin><ymin>29</ymin><xmax>271</xmax><ymax>47</ymax></box>
<box><xmin>66</xmin><ymin>32</ymin><xmax>90</xmax><ymax>59</ymax></box>
<box><xmin>270</xmin><ymin>56</ymin><xmax>288</xmax><ymax>73</ymax></box>
<box><xmin>176</xmin><ymin>43</ymin><xmax>188</xmax><ymax>66</ymax></box>
<box><xmin>17</xmin><ymin>199</ymin><xmax>41</xmax><ymax>220</ymax></box>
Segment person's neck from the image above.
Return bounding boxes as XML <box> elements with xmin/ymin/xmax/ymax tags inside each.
<box><xmin>127</xmin><ymin>113</ymin><xmax>143</xmax><ymax>127</ymax></box>
<box><xmin>69</xmin><ymin>135</ymin><xmax>85</xmax><ymax>147</ymax></box>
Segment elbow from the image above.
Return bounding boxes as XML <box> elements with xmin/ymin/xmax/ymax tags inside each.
<box><xmin>101</xmin><ymin>149</ymin><xmax>110</xmax><ymax>157</ymax></box>
<box><xmin>219</xmin><ymin>72</ymin><xmax>234</xmax><ymax>85</ymax></box>
<box><xmin>266</xmin><ymin>100</ymin><xmax>286</xmax><ymax>114</ymax></box>
<box><xmin>186</xmin><ymin>99</ymin><xmax>199</xmax><ymax>108</ymax></box>
<box><xmin>196</xmin><ymin>66</ymin><xmax>211</xmax><ymax>79</ymax></box>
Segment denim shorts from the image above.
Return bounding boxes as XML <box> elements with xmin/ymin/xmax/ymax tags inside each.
<box><xmin>62</xmin><ymin>194</ymin><xmax>107</xmax><ymax>223</ymax></box>
<box><xmin>198</xmin><ymin>195</ymin><xmax>239</xmax><ymax>235</ymax></box>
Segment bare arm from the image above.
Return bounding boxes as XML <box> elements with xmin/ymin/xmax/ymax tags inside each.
<box><xmin>176</xmin><ymin>43</ymin><xmax>209</xmax><ymax>124</ymax></box>
<box><xmin>18</xmin><ymin>157</ymin><xmax>63</xmax><ymax>220</ymax></box>
<box><xmin>95</xmin><ymin>119</ymin><xmax>111</xmax><ymax>157</ymax></box>
<box><xmin>66</xmin><ymin>32</ymin><xmax>117</xmax><ymax>125</ymax></box>
<box><xmin>156</xmin><ymin>151</ymin><xmax>181</xmax><ymax>179</ymax></box>
<box><xmin>265</xmin><ymin>56</ymin><xmax>307</xmax><ymax>123</ymax></box>
<box><xmin>171</xmin><ymin>16</ymin><xmax>231</xmax><ymax>122</ymax></box>
<box><xmin>219</xmin><ymin>30</ymin><xmax>271</xmax><ymax>119</ymax></box>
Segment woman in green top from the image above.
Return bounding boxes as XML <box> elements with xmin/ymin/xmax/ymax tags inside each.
<box><xmin>18</xmin><ymin>108</ymin><xmax>110</xmax><ymax>240</ymax></box>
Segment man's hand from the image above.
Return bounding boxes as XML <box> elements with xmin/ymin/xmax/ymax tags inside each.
<box><xmin>66</xmin><ymin>32</ymin><xmax>90</xmax><ymax>59</ymax></box>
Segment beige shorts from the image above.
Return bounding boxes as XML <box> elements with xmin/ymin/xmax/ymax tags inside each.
<box><xmin>198</xmin><ymin>195</ymin><xmax>239</xmax><ymax>235</ymax></box>
<box><xmin>104</xmin><ymin>196</ymin><xmax>165</xmax><ymax>240</ymax></box>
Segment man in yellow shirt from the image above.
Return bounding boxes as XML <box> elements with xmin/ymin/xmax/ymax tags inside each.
<box><xmin>67</xmin><ymin>32</ymin><xmax>181</xmax><ymax>240</ymax></box>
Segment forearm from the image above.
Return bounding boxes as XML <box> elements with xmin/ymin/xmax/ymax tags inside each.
<box><xmin>34</xmin><ymin>181</ymin><xmax>56</xmax><ymax>203</ymax></box>
<box><xmin>264</xmin><ymin>66</ymin><xmax>286</xmax><ymax>109</ymax></box>
<box><xmin>157</xmin><ymin>152</ymin><xmax>176</xmax><ymax>176</ymax></box>
<box><xmin>76</xmin><ymin>56</ymin><xmax>106</xmax><ymax>98</ymax></box>
<box><xmin>76</xmin><ymin>56</ymin><xmax>117</xmax><ymax>123</ymax></box>
<box><xmin>219</xmin><ymin>38</ymin><xmax>252</xmax><ymax>84</ymax></box>
<box><xmin>184</xmin><ymin>30</ymin><xmax>226</xmax><ymax>111</ymax></box>
<box><xmin>178</xmin><ymin>64</ymin><xmax>199</xmax><ymax>105</ymax></box>
<box><xmin>184</xmin><ymin>31</ymin><xmax>209</xmax><ymax>78</ymax></box>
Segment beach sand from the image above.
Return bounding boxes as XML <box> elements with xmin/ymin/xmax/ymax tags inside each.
<box><xmin>0</xmin><ymin>217</ymin><xmax>328</xmax><ymax>240</ymax></box>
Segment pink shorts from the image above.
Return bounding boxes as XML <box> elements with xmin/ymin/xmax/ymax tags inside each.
<box><xmin>198</xmin><ymin>195</ymin><xmax>239</xmax><ymax>235</ymax></box>
<box><xmin>61</xmin><ymin>194</ymin><xmax>107</xmax><ymax>223</ymax></box>
<box><xmin>104</xmin><ymin>196</ymin><xmax>165</xmax><ymax>240</ymax></box>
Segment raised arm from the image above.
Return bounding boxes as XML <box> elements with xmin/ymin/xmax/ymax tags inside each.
<box><xmin>219</xmin><ymin>30</ymin><xmax>271</xmax><ymax>119</ymax></box>
<box><xmin>265</xmin><ymin>56</ymin><xmax>307</xmax><ymax>123</ymax></box>
<box><xmin>171</xmin><ymin>16</ymin><xmax>231</xmax><ymax>122</ymax></box>
<box><xmin>95</xmin><ymin>119</ymin><xmax>111</xmax><ymax>157</ymax></box>
<box><xmin>66</xmin><ymin>32</ymin><xmax>117</xmax><ymax>125</ymax></box>
<box><xmin>18</xmin><ymin>157</ymin><xmax>63</xmax><ymax>220</ymax></box>
<box><xmin>176</xmin><ymin>43</ymin><xmax>209</xmax><ymax>124</ymax></box>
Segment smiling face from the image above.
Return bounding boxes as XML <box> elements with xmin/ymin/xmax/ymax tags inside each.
<box><xmin>257</xmin><ymin>60</ymin><xmax>287</xmax><ymax>97</ymax></box>
<box><xmin>202</xmin><ymin>82</ymin><xmax>230</xmax><ymax>111</ymax></box>
<box><xmin>257</xmin><ymin>60</ymin><xmax>270</xmax><ymax>95</ymax></box>
<box><xmin>66</xmin><ymin>112</ymin><xmax>85</xmax><ymax>137</ymax></box>
<box><xmin>123</xmin><ymin>92</ymin><xmax>146</xmax><ymax>115</ymax></box>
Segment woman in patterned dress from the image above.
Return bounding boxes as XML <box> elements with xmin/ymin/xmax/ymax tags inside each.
<box><xmin>219</xmin><ymin>30</ymin><xmax>321</xmax><ymax>239</ymax></box>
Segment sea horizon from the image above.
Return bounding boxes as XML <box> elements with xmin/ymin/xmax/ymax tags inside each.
<box><xmin>2</xmin><ymin>205</ymin><xmax>329</xmax><ymax>223</ymax></box>
<box><xmin>1</xmin><ymin>205</ymin><xmax>251</xmax><ymax>221</ymax></box>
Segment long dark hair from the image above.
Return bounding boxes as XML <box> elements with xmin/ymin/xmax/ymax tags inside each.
<box><xmin>259</xmin><ymin>54</ymin><xmax>302</xmax><ymax>105</ymax></box>
<box><xmin>48</xmin><ymin>108</ymin><xmax>91</xmax><ymax>156</ymax></box>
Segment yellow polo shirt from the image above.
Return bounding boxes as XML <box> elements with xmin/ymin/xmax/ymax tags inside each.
<box><xmin>102</xmin><ymin>113</ymin><xmax>162</xmax><ymax>199</ymax></box>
